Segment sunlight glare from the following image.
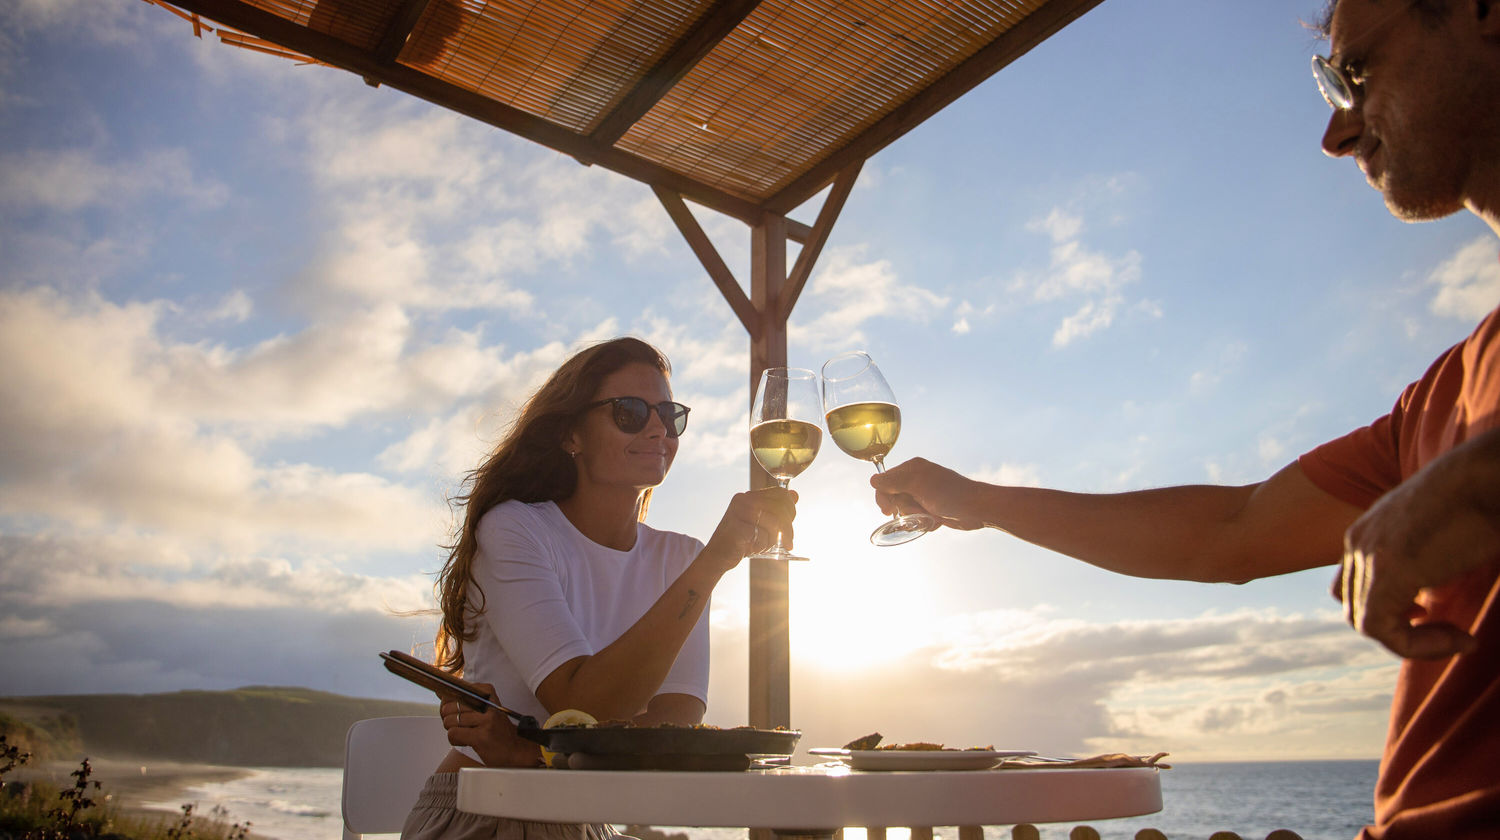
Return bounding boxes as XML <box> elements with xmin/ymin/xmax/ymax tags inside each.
<box><xmin>786</xmin><ymin>497</ymin><xmax>944</xmax><ymax>672</ymax></box>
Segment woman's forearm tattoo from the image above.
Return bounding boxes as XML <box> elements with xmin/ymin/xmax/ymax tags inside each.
<box><xmin>678</xmin><ymin>588</ymin><xmax>700</xmax><ymax>619</ymax></box>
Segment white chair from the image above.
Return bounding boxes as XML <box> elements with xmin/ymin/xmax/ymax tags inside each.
<box><xmin>342</xmin><ymin>716</ymin><xmax>451</xmax><ymax>840</ymax></box>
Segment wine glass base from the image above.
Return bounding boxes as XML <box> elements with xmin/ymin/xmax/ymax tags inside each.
<box><xmin>870</xmin><ymin>514</ymin><xmax>935</xmax><ymax>547</ymax></box>
<box><xmin>747</xmin><ymin>548</ymin><xmax>811</xmax><ymax>562</ymax></box>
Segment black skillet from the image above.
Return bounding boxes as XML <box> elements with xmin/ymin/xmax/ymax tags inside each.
<box><xmin>381</xmin><ymin>650</ymin><xmax>799</xmax><ymax>770</ymax></box>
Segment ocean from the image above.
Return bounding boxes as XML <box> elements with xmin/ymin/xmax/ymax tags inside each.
<box><xmin>143</xmin><ymin>760</ymin><xmax>1379</xmax><ymax>840</ymax></box>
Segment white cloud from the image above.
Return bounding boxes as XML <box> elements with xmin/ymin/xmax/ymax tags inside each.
<box><xmin>1427</xmin><ymin>235</ymin><xmax>1500</xmax><ymax>321</ymax></box>
<box><xmin>1029</xmin><ymin>208</ymin><xmax>1084</xmax><ymax>243</ymax></box>
<box><xmin>376</xmin><ymin>340</ymin><xmax>576</xmax><ymax>477</ymax></box>
<box><xmin>1015</xmin><ymin>208</ymin><xmax>1147</xmax><ymax>347</ymax></box>
<box><xmin>968</xmin><ymin>462</ymin><xmax>1043</xmax><ymax>487</ymax></box>
<box><xmin>207</xmin><ymin>289</ymin><xmax>254</xmax><ymax>323</ymax></box>
<box><xmin>0</xmin><ymin>227</ymin><xmax>146</xmax><ymax>291</ymax></box>
<box><xmin>275</xmin><ymin>98</ymin><xmax>680</xmax><ymax>317</ymax></box>
<box><xmin>1258</xmin><ymin>434</ymin><xmax>1286</xmax><ymax>463</ymax></box>
<box><xmin>0</xmin><ymin>287</ymin><xmax>508</xmax><ymax>551</ymax></box>
<box><xmin>638</xmin><ymin>317</ymin><xmax>744</xmax><ymax>388</ymax></box>
<box><xmin>950</xmin><ymin>300</ymin><xmax>994</xmax><ymax>334</ymax></box>
<box><xmin>779</xmin><ymin>606</ymin><xmax>1392</xmax><ymax>760</ymax></box>
<box><xmin>1189</xmin><ymin>340</ymin><xmax>1248</xmax><ymax>392</ymax></box>
<box><xmin>0</xmin><ymin>532</ymin><xmax>431</xmax><ymax>613</ymax></box>
<box><xmin>374</xmin><ymin>317</ymin><xmax>747</xmax><ymax>480</ymax></box>
<box><xmin>0</xmin><ymin>288</ymin><xmax>528</xmax><ymax>436</ymax></box>
<box><xmin>0</xmin><ymin>614</ymin><xmax>53</xmax><ymax>638</ymax></box>
<box><xmin>1053</xmin><ymin>296</ymin><xmax>1122</xmax><ymax>346</ymax></box>
<box><xmin>0</xmin><ymin>147</ymin><xmax>228</xmax><ymax>212</ymax></box>
<box><xmin>797</xmin><ymin>246</ymin><xmax>950</xmax><ymax>348</ymax></box>
<box><xmin>1</xmin><ymin>0</ymin><xmax>143</xmax><ymax>43</ymax></box>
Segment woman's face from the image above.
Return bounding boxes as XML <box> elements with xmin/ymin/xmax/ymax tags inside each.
<box><xmin>566</xmin><ymin>362</ymin><xmax>679</xmax><ymax>494</ymax></box>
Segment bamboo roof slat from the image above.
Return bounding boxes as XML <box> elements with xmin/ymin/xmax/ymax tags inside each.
<box><xmin>157</xmin><ymin>0</ymin><xmax>1104</xmax><ymax>217</ymax></box>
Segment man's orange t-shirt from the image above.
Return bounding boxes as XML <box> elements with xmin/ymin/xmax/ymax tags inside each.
<box><xmin>1298</xmin><ymin>304</ymin><xmax>1500</xmax><ymax>839</ymax></box>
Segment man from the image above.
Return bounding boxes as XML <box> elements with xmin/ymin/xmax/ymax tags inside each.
<box><xmin>871</xmin><ymin>1</ymin><xmax>1500</xmax><ymax>837</ymax></box>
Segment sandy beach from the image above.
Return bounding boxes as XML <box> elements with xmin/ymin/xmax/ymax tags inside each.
<box><xmin>14</xmin><ymin>755</ymin><xmax>256</xmax><ymax>829</ymax></box>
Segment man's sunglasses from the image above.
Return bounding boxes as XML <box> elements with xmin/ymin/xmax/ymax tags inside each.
<box><xmin>582</xmin><ymin>397</ymin><xmax>691</xmax><ymax>438</ymax></box>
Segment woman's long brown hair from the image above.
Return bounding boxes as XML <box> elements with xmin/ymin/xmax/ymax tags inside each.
<box><xmin>433</xmin><ymin>337</ymin><xmax>672</xmax><ymax>674</ymax></box>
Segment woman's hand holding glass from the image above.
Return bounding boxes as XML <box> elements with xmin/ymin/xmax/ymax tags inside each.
<box><xmin>748</xmin><ymin>367</ymin><xmax>822</xmax><ymax>561</ymax></box>
<box><xmin>700</xmin><ymin>487</ymin><xmax>799</xmax><ymax>572</ymax></box>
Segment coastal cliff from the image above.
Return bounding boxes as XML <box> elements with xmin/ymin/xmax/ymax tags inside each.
<box><xmin>0</xmin><ymin>686</ymin><xmax>435</xmax><ymax>767</ymax></box>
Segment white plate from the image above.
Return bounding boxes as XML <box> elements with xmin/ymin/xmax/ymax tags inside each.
<box><xmin>807</xmin><ymin>748</ymin><xmax>1036</xmax><ymax>771</ymax></box>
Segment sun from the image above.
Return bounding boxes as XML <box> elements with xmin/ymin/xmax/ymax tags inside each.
<box><xmin>783</xmin><ymin>496</ymin><xmax>943</xmax><ymax>672</ymax></box>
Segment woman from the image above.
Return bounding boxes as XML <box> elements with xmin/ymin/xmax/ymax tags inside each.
<box><xmin>401</xmin><ymin>337</ymin><xmax>796</xmax><ymax>840</ymax></box>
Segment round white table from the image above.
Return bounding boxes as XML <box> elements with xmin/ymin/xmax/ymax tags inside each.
<box><xmin>457</xmin><ymin>764</ymin><xmax>1162</xmax><ymax>836</ymax></box>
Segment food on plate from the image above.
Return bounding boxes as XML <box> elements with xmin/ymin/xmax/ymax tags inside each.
<box><xmin>842</xmin><ymin>732</ymin><xmax>883</xmax><ymax>750</ymax></box>
<box><xmin>544</xmin><ymin>709</ymin><xmax>599</xmax><ymax>728</ymax></box>
<box><xmin>839</xmin><ymin>733</ymin><xmax>997</xmax><ymax>752</ymax></box>
<box><xmin>541</xmin><ymin>709</ymin><xmax>598</xmax><ymax>767</ymax></box>
<box><xmin>877</xmin><ymin>742</ymin><xmax>998</xmax><ymax>751</ymax></box>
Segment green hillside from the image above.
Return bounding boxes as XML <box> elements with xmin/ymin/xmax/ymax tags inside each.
<box><xmin>0</xmin><ymin>686</ymin><xmax>437</xmax><ymax>767</ymax></box>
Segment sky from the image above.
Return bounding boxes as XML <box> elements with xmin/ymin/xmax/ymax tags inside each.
<box><xmin>2</xmin><ymin>0</ymin><xmax>1498</xmax><ymax>764</ymax></box>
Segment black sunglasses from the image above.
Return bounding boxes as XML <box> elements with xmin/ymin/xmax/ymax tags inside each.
<box><xmin>582</xmin><ymin>396</ymin><xmax>691</xmax><ymax>437</ymax></box>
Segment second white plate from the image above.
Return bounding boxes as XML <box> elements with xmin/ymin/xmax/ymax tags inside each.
<box><xmin>808</xmin><ymin>748</ymin><xmax>1036</xmax><ymax>771</ymax></box>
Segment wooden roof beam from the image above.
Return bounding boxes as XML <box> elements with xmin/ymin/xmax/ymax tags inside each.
<box><xmin>785</xmin><ymin>218</ymin><xmax>812</xmax><ymax>244</ymax></box>
<box><xmin>654</xmin><ymin>187</ymin><xmax>759</xmax><ymax>340</ymax></box>
<box><xmin>588</xmin><ymin>0</ymin><xmax>766</xmax><ymax>148</ymax></box>
<box><xmin>374</xmin><ymin>0</ymin><xmax>433</xmax><ymax>64</ymax></box>
<box><xmin>781</xmin><ymin>160</ymin><xmax>860</xmax><ymax>319</ymax></box>
<box><xmin>362</xmin><ymin>0</ymin><xmax>431</xmax><ymax>86</ymax></box>
<box><xmin>764</xmin><ymin>0</ymin><xmax>1106</xmax><ymax>214</ymax></box>
<box><xmin>162</xmin><ymin>0</ymin><xmax>771</xmax><ymax>227</ymax></box>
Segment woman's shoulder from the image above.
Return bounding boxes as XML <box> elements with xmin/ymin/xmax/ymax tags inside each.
<box><xmin>477</xmin><ymin>499</ymin><xmax>563</xmax><ymax>538</ymax></box>
<box><xmin>637</xmin><ymin>522</ymin><xmax>706</xmax><ymax>556</ymax></box>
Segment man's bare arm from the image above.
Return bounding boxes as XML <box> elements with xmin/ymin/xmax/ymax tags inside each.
<box><xmin>873</xmin><ymin>459</ymin><xmax>1361</xmax><ymax>583</ymax></box>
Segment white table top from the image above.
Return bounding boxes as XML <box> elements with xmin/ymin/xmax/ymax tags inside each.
<box><xmin>457</xmin><ymin>763</ymin><xmax>1162</xmax><ymax>832</ymax></box>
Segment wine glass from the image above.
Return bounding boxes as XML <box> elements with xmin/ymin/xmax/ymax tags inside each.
<box><xmin>820</xmin><ymin>351</ymin><xmax>935</xmax><ymax>546</ymax></box>
<box><xmin>748</xmin><ymin>367</ymin><xmax>822</xmax><ymax>561</ymax></box>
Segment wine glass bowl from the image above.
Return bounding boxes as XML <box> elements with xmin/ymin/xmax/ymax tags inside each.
<box><xmin>820</xmin><ymin>351</ymin><xmax>934</xmax><ymax>546</ymax></box>
<box><xmin>748</xmin><ymin>367</ymin><xmax>822</xmax><ymax>561</ymax></box>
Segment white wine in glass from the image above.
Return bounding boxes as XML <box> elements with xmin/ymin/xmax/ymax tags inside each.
<box><xmin>748</xmin><ymin>367</ymin><xmax>822</xmax><ymax>561</ymax></box>
<box><xmin>821</xmin><ymin>351</ymin><xmax>934</xmax><ymax>546</ymax></box>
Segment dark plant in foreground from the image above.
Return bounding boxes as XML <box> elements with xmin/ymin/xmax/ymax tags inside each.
<box><xmin>161</xmin><ymin>804</ymin><xmax>193</xmax><ymax>840</ymax></box>
<box><xmin>205</xmin><ymin>806</ymin><xmax>248</xmax><ymax>840</ymax></box>
<box><xmin>20</xmin><ymin>757</ymin><xmax>104</xmax><ymax>840</ymax></box>
<box><xmin>1</xmin><ymin>755</ymin><xmax>250</xmax><ymax>840</ymax></box>
<box><xmin>1</xmin><ymin>734</ymin><xmax>34</xmax><ymax>781</ymax></box>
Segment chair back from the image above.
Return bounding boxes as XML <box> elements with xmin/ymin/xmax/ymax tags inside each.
<box><xmin>342</xmin><ymin>715</ymin><xmax>449</xmax><ymax>839</ymax></box>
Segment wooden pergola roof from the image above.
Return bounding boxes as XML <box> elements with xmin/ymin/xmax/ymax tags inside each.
<box><xmin>155</xmin><ymin>0</ymin><xmax>1102</xmax><ymax>226</ymax></box>
<box><xmin>152</xmin><ymin>0</ymin><xmax>1106</xmax><ymax>738</ymax></box>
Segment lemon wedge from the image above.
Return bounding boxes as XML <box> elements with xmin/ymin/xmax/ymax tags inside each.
<box><xmin>540</xmin><ymin>709</ymin><xmax>596</xmax><ymax>768</ymax></box>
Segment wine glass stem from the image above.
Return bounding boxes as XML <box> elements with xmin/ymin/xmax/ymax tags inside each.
<box><xmin>870</xmin><ymin>458</ymin><xmax>908</xmax><ymax>518</ymax></box>
<box><xmin>772</xmin><ymin>477</ymin><xmax>791</xmax><ymax>550</ymax></box>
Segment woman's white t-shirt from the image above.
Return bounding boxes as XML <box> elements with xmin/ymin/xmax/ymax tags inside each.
<box><xmin>459</xmin><ymin>499</ymin><xmax>709</xmax><ymax>739</ymax></box>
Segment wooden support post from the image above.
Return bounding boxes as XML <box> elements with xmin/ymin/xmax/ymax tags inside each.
<box><xmin>653</xmin><ymin>186</ymin><xmax>859</xmax><ymax>840</ymax></box>
<box><xmin>748</xmin><ymin>211</ymin><xmax>790</xmax><ymax>731</ymax></box>
<box><xmin>746</xmin><ymin>213</ymin><xmax>789</xmax><ymax>840</ymax></box>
